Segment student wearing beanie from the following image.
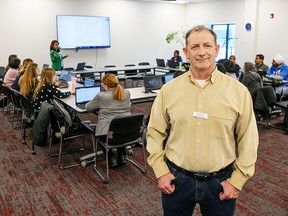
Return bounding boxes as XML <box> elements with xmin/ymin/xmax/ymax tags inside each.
<box><xmin>267</xmin><ymin>54</ymin><xmax>288</xmax><ymax>97</ymax></box>
<box><xmin>241</xmin><ymin>62</ymin><xmax>263</xmax><ymax>95</ymax></box>
<box><xmin>267</xmin><ymin>54</ymin><xmax>288</xmax><ymax>79</ymax></box>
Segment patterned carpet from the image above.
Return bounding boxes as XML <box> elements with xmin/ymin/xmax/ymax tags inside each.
<box><xmin>0</xmin><ymin>103</ymin><xmax>287</xmax><ymax>216</ymax></box>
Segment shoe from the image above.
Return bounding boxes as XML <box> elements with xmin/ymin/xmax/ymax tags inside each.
<box><xmin>108</xmin><ymin>153</ymin><xmax>118</xmax><ymax>168</ymax></box>
<box><xmin>117</xmin><ymin>153</ymin><xmax>126</xmax><ymax>166</ymax></box>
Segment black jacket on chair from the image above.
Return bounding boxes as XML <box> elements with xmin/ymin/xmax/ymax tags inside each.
<box><xmin>253</xmin><ymin>86</ymin><xmax>276</xmax><ymax>119</ymax></box>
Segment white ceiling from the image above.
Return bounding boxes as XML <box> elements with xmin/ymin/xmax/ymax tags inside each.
<box><xmin>134</xmin><ymin>0</ymin><xmax>221</xmax><ymax>3</ymax></box>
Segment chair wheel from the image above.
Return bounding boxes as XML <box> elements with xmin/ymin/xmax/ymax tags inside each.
<box><xmin>128</xmin><ymin>149</ymin><xmax>133</xmax><ymax>155</ymax></box>
<box><xmin>81</xmin><ymin>161</ymin><xmax>87</xmax><ymax>167</ymax></box>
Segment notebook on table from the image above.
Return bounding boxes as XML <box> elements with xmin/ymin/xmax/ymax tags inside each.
<box><xmin>75</xmin><ymin>86</ymin><xmax>101</xmax><ymax>110</ymax></box>
<box><xmin>143</xmin><ymin>75</ymin><xmax>163</xmax><ymax>93</ymax></box>
<box><xmin>156</xmin><ymin>58</ymin><xmax>166</xmax><ymax>67</ymax></box>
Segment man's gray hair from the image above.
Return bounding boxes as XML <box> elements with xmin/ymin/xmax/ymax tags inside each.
<box><xmin>185</xmin><ymin>25</ymin><xmax>217</xmax><ymax>47</ymax></box>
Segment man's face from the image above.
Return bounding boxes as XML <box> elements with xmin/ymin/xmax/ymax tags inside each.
<box><xmin>255</xmin><ymin>56</ymin><xmax>262</xmax><ymax>65</ymax></box>
<box><xmin>183</xmin><ymin>30</ymin><xmax>219</xmax><ymax>72</ymax></box>
<box><xmin>272</xmin><ymin>59</ymin><xmax>280</xmax><ymax>67</ymax></box>
<box><xmin>229</xmin><ymin>56</ymin><xmax>236</xmax><ymax>64</ymax></box>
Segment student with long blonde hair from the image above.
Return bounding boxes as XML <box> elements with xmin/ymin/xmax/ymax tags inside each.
<box><xmin>32</xmin><ymin>68</ymin><xmax>71</xmax><ymax>110</ymax></box>
<box><xmin>86</xmin><ymin>73</ymin><xmax>131</xmax><ymax>168</ymax></box>
<box><xmin>18</xmin><ymin>62</ymin><xmax>39</xmax><ymax>100</ymax></box>
<box><xmin>12</xmin><ymin>58</ymin><xmax>34</xmax><ymax>91</ymax></box>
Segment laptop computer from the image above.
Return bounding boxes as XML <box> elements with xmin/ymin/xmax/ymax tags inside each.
<box><xmin>75</xmin><ymin>62</ymin><xmax>86</xmax><ymax>71</ymax></box>
<box><xmin>163</xmin><ymin>73</ymin><xmax>174</xmax><ymax>84</ymax></box>
<box><xmin>167</xmin><ymin>59</ymin><xmax>176</xmax><ymax>68</ymax></box>
<box><xmin>58</xmin><ymin>70</ymin><xmax>74</xmax><ymax>88</ymax></box>
<box><xmin>84</xmin><ymin>77</ymin><xmax>95</xmax><ymax>87</ymax></box>
<box><xmin>143</xmin><ymin>75</ymin><xmax>163</xmax><ymax>92</ymax></box>
<box><xmin>75</xmin><ymin>86</ymin><xmax>101</xmax><ymax>110</ymax></box>
<box><xmin>156</xmin><ymin>58</ymin><xmax>166</xmax><ymax>67</ymax></box>
<box><xmin>58</xmin><ymin>70</ymin><xmax>70</xmax><ymax>88</ymax></box>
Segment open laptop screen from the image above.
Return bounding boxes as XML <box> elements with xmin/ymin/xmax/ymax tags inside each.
<box><xmin>163</xmin><ymin>74</ymin><xmax>174</xmax><ymax>84</ymax></box>
<box><xmin>84</xmin><ymin>77</ymin><xmax>95</xmax><ymax>87</ymax></box>
<box><xmin>75</xmin><ymin>86</ymin><xmax>101</xmax><ymax>105</ymax></box>
<box><xmin>143</xmin><ymin>75</ymin><xmax>163</xmax><ymax>92</ymax></box>
<box><xmin>75</xmin><ymin>62</ymin><xmax>86</xmax><ymax>71</ymax></box>
<box><xmin>59</xmin><ymin>70</ymin><xmax>69</xmax><ymax>81</ymax></box>
<box><xmin>167</xmin><ymin>60</ymin><xmax>176</xmax><ymax>68</ymax></box>
<box><xmin>156</xmin><ymin>58</ymin><xmax>166</xmax><ymax>67</ymax></box>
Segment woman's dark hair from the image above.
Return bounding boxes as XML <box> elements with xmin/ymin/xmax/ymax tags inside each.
<box><xmin>8</xmin><ymin>58</ymin><xmax>21</xmax><ymax>69</ymax></box>
<box><xmin>50</xmin><ymin>40</ymin><xmax>60</xmax><ymax>52</ymax></box>
<box><xmin>8</xmin><ymin>54</ymin><xmax>17</xmax><ymax>63</ymax></box>
<box><xmin>217</xmin><ymin>59</ymin><xmax>237</xmax><ymax>74</ymax></box>
<box><xmin>216</xmin><ymin>63</ymin><xmax>227</xmax><ymax>74</ymax></box>
<box><xmin>174</xmin><ymin>50</ymin><xmax>180</xmax><ymax>55</ymax></box>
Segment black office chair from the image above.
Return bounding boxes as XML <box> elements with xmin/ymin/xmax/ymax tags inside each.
<box><xmin>0</xmin><ymin>66</ymin><xmax>5</xmax><ymax>79</ymax></box>
<box><xmin>253</xmin><ymin>86</ymin><xmax>282</xmax><ymax>125</ymax></box>
<box><xmin>2</xmin><ymin>85</ymin><xmax>19</xmax><ymax>124</ymax></box>
<box><xmin>138</xmin><ymin>62</ymin><xmax>152</xmax><ymax>76</ymax></box>
<box><xmin>93</xmin><ymin>113</ymin><xmax>147</xmax><ymax>183</ymax></box>
<box><xmin>124</xmin><ymin>64</ymin><xmax>142</xmax><ymax>88</ymax></box>
<box><xmin>104</xmin><ymin>65</ymin><xmax>118</xmax><ymax>76</ymax></box>
<box><xmin>48</xmin><ymin>103</ymin><xmax>95</xmax><ymax>169</ymax></box>
<box><xmin>13</xmin><ymin>90</ymin><xmax>38</xmax><ymax>146</ymax></box>
<box><xmin>9</xmin><ymin>88</ymin><xmax>25</xmax><ymax>129</ymax></box>
<box><xmin>0</xmin><ymin>80</ymin><xmax>9</xmax><ymax>111</ymax></box>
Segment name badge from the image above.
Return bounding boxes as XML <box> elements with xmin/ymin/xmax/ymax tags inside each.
<box><xmin>193</xmin><ymin>111</ymin><xmax>208</xmax><ymax>119</ymax></box>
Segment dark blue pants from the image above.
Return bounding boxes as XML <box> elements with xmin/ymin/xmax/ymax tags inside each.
<box><xmin>162</xmin><ymin>162</ymin><xmax>236</xmax><ymax>216</ymax></box>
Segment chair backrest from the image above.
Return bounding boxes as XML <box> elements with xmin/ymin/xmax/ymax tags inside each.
<box><xmin>124</xmin><ymin>64</ymin><xmax>137</xmax><ymax>76</ymax></box>
<box><xmin>0</xmin><ymin>80</ymin><xmax>5</xmax><ymax>93</ymax></box>
<box><xmin>85</xmin><ymin>65</ymin><xmax>93</xmax><ymax>69</ymax></box>
<box><xmin>104</xmin><ymin>65</ymin><xmax>118</xmax><ymax>75</ymax></box>
<box><xmin>260</xmin><ymin>86</ymin><xmax>277</xmax><ymax>105</ymax></box>
<box><xmin>9</xmin><ymin>88</ymin><xmax>22</xmax><ymax>109</ymax></box>
<box><xmin>138</xmin><ymin>62</ymin><xmax>151</xmax><ymax>73</ymax></box>
<box><xmin>2</xmin><ymin>85</ymin><xmax>14</xmax><ymax>104</ymax></box>
<box><xmin>253</xmin><ymin>86</ymin><xmax>277</xmax><ymax>118</ymax></box>
<box><xmin>0</xmin><ymin>66</ymin><xmax>5</xmax><ymax>79</ymax></box>
<box><xmin>62</xmin><ymin>67</ymin><xmax>75</xmax><ymax>71</ymax></box>
<box><xmin>107</xmin><ymin>113</ymin><xmax>144</xmax><ymax>145</ymax></box>
<box><xmin>13</xmin><ymin>89</ymin><xmax>35</xmax><ymax>119</ymax></box>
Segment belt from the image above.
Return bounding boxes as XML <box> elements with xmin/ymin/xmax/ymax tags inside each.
<box><xmin>167</xmin><ymin>159</ymin><xmax>232</xmax><ymax>181</ymax></box>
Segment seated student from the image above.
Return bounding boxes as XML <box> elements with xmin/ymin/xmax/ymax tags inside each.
<box><xmin>217</xmin><ymin>58</ymin><xmax>238</xmax><ymax>79</ymax></box>
<box><xmin>32</xmin><ymin>68</ymin><xmax>71</xmax><ymax>110</ymax></box>
<box><xmin>255</xmin><ymin>54</ymin><xmax>269</xmax><ymax>74</ymax></box>
<box><xmin>229</xmin><ymin>54</ymin><xmax>241</xmax><ymax>78</ymax></box>
<box><xmin>266</xmin><ymin>54</ymin><xmax>288</xmax><ymax>95</ymax></box>
<box><xmin>12</xmin><ymin>58</ymin><xmax>34</xmax><ymax>91</ymax></box>
<box><xmin>241</xmin><ymin>62</ymin><xmax>263</xmax><ymax>96</ymax></box>
<box><xmin>5</xmin><ymin>54</ymin><xmax>17</xmax><ymax>73</ymax></box>
<box><xmin>85</xmin><ymin>73</ymin><xmax>131</xmax><ymax>168</ymax></box>
<box><xmin>18</xmin><ymin>62</ymin><xmax>40</xmax><ymax>101</ymax></box>
<box><xmin>3</xmin><ymin>58</ymin><xmax>21</xmax><ymax>87</ymax></box>
<box><xmin>171</xmin><ymin>50</ymin><xmax>183</xmax><ymax>68</ymax></box>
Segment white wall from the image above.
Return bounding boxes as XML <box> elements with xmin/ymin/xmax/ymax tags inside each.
<box><xmin>0</xmin><ymin>0</ymin><xmax>287</xmax><ymax>69</ymax></box>
<box><xmin>0</xmin><ymin>0</ymin><xmax>186</xmax><ymax>68</ymax></box>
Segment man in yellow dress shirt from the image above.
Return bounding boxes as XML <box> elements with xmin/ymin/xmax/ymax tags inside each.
<box><xmin>146</xmin><ymin>25</ymin><xmax>258</xmax><ymax>216</ymax></box>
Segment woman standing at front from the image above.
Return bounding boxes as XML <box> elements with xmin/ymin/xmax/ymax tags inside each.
<box><xmin>50</xmin><ymin>40</ymin><xmax>69</xmax><ymax>74</ymax></box>
<box><xmin>85</xmin><ymin>74</ymin><xmax>131</xmax><ymax>168</ymax></box>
